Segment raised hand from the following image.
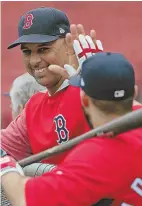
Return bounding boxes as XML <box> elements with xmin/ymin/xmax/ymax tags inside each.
<box><xmin>49</xmin><ymin>24</ymin><xmax>103</xmax><ymax>80</ymax></box>
<box><xmin>66</xmin><ymin>24</ymin><xmax>103</xmax><ymax>70</ymax></box>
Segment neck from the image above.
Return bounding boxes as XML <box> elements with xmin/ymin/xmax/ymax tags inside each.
<box><xmin>91</xmin><ymin>109</ymin><xmax>126</xmax><ymax>128</ymax></box>
<box><xmin>47</xmin><ymin>78</ymin><xmax>64</xmax><ymax>96</ymax></box>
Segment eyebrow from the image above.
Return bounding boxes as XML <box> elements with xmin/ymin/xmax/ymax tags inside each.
<box><xmin>21</xmin><ymin>42</ymin><xmax>54</xmax><ymax>50</ymax></box>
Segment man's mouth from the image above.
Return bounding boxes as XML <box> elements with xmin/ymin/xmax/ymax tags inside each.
<box><xmin>35</xmin><ymin>67</ymin><xmax>46</xmax><ymax>74</ymax></box>
<box><xmin>33</xmin><ymin>67</ymin><xmax>49</xmax><ymax>76</ymax></box>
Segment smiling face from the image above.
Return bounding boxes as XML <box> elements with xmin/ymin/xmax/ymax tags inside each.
<box><xmin>21</xmin><ymin>38</ymin><xmax>68</xmax><ymax>88</ymax></box>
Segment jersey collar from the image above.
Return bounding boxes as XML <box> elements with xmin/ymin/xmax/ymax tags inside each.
<box><xmin>47</xmin><ymin>79</ymin><xmax>69</xmax><ymax>96</ymax></box>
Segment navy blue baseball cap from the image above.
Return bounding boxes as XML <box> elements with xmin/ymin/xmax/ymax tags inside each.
<box><xmin>8</xmin><ymin>7</ymin><xmax>70</xmax><ymax>49</ymax></box>
<box><xmin>69</xmin><ymin>52</ymin><xmax>135</xmax><ymax>101</ymax></box>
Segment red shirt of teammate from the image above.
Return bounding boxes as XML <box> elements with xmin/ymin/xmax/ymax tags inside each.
<box><xmin>24</xmin><ymin>52</ymin><xmax>142</xmax><ymax>206</ymax></box>
<box><xmin>25</xmin><ymin>127</ymin><xmax>142</xmax><ymax>206</ymax></box>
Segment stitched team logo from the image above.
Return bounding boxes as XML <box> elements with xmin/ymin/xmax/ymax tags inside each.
<box><xmin>54</xmin><ymin>114</ymin><xmax>69</xmax><ymax>144</ymax></box>
<box><xmin>23</xmin><ymin>14</ymin><xmax>34</xmax><ymax>29</ymax></box>
<box><xmin>59</xmin><ymin>28</ymin><xmax>65</xmax><ymax>34</ymax></box>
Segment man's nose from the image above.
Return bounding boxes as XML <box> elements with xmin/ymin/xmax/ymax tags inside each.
<box><xmin>30</xmin><ymin>53</ymin><xmax>42</xmax><ymax>67</ymax></box>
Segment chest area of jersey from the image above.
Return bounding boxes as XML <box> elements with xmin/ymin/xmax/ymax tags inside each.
<box><xmin>27</xmin><ymin>98</ymin><xmax>86</xmax><ymax>153</ymax></box>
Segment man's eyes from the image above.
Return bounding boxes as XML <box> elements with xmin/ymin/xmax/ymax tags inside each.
<box><xmin>22</xmin><ymin>47</ymin><xmax>50</xmax><ymax>55</ymax></box>
<box><xmin>38</xmin><ymin>47</ymin><xmax>50</xmax><ymax>53</ymax></box>
<box><xmin>22</xmin><ymin>50</ymin><xmax>31</xmax><ymax>55</ymax></box>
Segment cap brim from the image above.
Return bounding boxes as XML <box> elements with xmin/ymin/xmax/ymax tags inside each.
<box><xmin>8</xmin><ymin>34</ymin><xmax>60</xmax><ymax>49</ymax></box>
<box><xmin>69</xmin><ymin>74</ymin><xmax>81</xmax><ymax>87</ymax></box>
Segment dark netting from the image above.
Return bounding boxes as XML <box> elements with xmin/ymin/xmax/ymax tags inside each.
<box><xmin>1</xmin><ymin>189</ymin><xmax>12</xmax><ymax>206</ymax></box>
<box><xmin>1</xmin><ymin>163</ymin><xmax>53</xmax><ymax>205</ymax></box>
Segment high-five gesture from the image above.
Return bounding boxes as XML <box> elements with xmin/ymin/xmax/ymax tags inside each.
<box><xmin>49</xmin><ymin>24</ymin><xmax>103</xmax><ymax>79</ymax></box>
<box><xmin>66</xmin><ymin>24</ymin><xmax>103</xmax><ymax>69</ymax></box>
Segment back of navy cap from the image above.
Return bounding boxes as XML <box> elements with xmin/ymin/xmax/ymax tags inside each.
<box><xmin>69</xmin><ymin>52</ymin><xmax>135</xmax><ymax>101</ymax></box>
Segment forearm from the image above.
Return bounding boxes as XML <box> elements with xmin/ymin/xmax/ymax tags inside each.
<box><xmin>2</xmin><ymin>172</ymin><xmax>29</xmax><ymax>206</ymax></box>
<box><xmin>1</xmin><ymin>108</ymin><xmax>32</xmax><ymax>161</ymax></box>
<box><xmin>23</xmin><ymin>163</ymin><xmax>56</xmax><ymax>176</ymax></box>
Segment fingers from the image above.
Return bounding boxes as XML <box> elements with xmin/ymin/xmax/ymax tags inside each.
<box><xmin>48</xmin><ymin>65</ymin><xmax>70</xmax><ymax>79</ymax></box>
<box><xmin>64</xmin><ymin>64</ymin><xmax>77</xmax><ymax>76</ymax></box>
<box><xmin>67</xmin><ymin>24</ymin><xmax>89</xmax><ymax>68</ymax></box>
<box><xmin>65</xmin><ymin>29</ymin><xmax>79</xmax><ymax>69</ymax></box>
<box><xmin>90</xmin><ymin>30</ymin><xmax>103</xmax><ymax>51</ymax></box>
<box><xmin>79</xmin><ymin>35</ymin><xmax>92</xmax><ymax>58</ymax></box>
<box><xmin>73</xmin><ymin>34</ymin><xmax>93</xmax><ymax>67</ymax></box>
<box><xmin>73</xmin><ymin>39</ymin><xmax>86</xmax><ymax>66</ymax></box>
<box><xmin>48</xmin><ymin>64</ymin><xmax>77</xmax><ymax>80</ymax></box>
<box><xmin>70</xmin><ymin>24</ymin><xmax>96</xmax><ymax>43</ymax></box>
<box><xmin>70</xmin><ymin>24</ymin><xmax>78</xmax><ymax>40</ymax></box>
<box><xmin>66</xmin><ymin>24</ymin><xmax>87</xmax><ymax>57</ymax></box>
<box><xmin>77</xmin><ymin>24</ymin><xmax>85</xmax><ymax>36</ymax></box>
<box><xmin>70</xmin><ymin>24</ymin><xmax>85</xmax><ymax>40</ymax></box>
<box><xmin>66</xmin><ymin>24</ymin><xmax>103</xmax><ymax>69</ymax></box>
<box><xmin>65</xmin><ymin>33</ymin><xmax>74</xmax><ymax>55</ymax></box>
<box><xmin>96</xmin><ymin>40</ymin><xmax>104</xmax><ymax>51</ymax></box>
<box><xmin>90</xmin><ymin>30</ymin><xmax>96</xmax><ymax>44</ymax></box>
<box><xmin>85</xmin><ymin>35</ymin><xmax>96</xmax><ymax>50</ymax></box>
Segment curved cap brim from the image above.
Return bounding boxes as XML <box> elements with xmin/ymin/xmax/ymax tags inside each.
<box><xmin>8</xmin><ymin>34</ymin><xmax>60</xmax><ymax>49</ymax></box>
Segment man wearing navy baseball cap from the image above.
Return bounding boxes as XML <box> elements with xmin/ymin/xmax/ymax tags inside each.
<box><xmin>69</xmin><ymin>52</ymin><xmax>138</xmax><ymax>127</ymax></box>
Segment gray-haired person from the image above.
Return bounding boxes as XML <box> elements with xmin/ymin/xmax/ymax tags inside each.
<box><xmin>9</xmin><ymin>72</ymin><xmax>46</xmax><ymax>119</ymax></box>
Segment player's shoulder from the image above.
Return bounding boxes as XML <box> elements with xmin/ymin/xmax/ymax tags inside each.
<box><xmin>67</xmin><ymin>85</ymin><xmax>80</xmax><ymax>93</ymax></box>
<box><xmin>30</xmin><ymin>89</ymin><xmax>47</xmax><ymax>100</ymax></box>
<box><xmin>64</xmin><ymin>85</ymin><xmax>81</xmax><ymax>99</ymax></box>
<box><xmin>64</xmin><ymin>137</ymin><xmax>106</xmax><ymax>163</ymax></box>
<box><xmin>25</xmin><ymin>85</ymin><xmax>80</xmax><ymax>109</ymax></box>
<box><xmin>70</xmin><ymin>127</ymin><xmax>142</xmax><ymax>157</ymax></box>
<box><xmin>114</xmin><ymin>128</ymin><xmax>142</xmax><ymax>154</ymax></box>
<box><xmin>25</xmin><ymin>90</ymin><xmax>48</xmax><ymax>108</ymax></box>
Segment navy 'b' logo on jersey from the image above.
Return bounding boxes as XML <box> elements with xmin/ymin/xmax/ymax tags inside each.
<box><xmin>54</xmin><ymin>114</ymin><xmax>69</xmax><ymax>144</ymax></box>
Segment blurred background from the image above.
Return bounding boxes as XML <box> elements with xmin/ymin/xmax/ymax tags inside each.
<box><xmin>1</xmin><ymin>1</ymin><xmax>142</xmax><ymax>128</ymax></box>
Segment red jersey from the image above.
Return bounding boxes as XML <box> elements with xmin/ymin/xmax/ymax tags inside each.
<box><xmin>25</xmin><ymin>127</ymin><xmax>142</xmax><ymax>206</ymax></box>
<box><xmin>1</xmin><ymin>84</ymin><xmax>90</xmax><ymax>163</ymax></box>
<box><xmin>1</xmin><ymin>82</ymin><xmax>141</xmax><ymax>163</ymax></box>
<box><xmin>25</xmin><ymin>85</ymin><xmax>90</xmax><ymax>164</ymax></box>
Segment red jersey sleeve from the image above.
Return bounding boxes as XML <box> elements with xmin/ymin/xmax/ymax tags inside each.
<box><xmin>1</xmin><ymin>108</ymin><xmax>32</xmax><ymax>160</ymax></box>
<box><xmin>25</xmin><ymin>137</ymin><xmax>128</xmax><ymax>206</ymax></box>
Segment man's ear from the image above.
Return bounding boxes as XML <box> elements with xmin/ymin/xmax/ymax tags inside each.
<box><xmin>80</xmin><ymin>90</ymin><xmax>89</xmax><ymax>107</ymax></box>
<box><xmin>134</xmin><ymin>85</ymin><xmax>138</xmax><ymax>99</ymax></box>
<box><xmin>133</xmin><ymin>85</ymin><xmax>142</xmax><ymax>105</ymax></box>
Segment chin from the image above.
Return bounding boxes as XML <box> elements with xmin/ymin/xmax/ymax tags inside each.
<box><xmin>36</xmin><ymin>76</ymin><xmax>57</xmax><ymax>88</ymax></box>
<box><xmin>34</xmin><ymin>76</ymin><xmax>47</xmax><ymax>86</ymax></box>
<box><xmin>36</xmin><ymin>79</ymin><xmax>48</xmax><ymax>87</ymax></box>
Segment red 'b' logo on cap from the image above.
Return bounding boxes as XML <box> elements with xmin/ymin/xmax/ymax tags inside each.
<box><xmin>23</xmin><ymin>14</ymin><xmax>34</xmax><ymax>29</ymax></box>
